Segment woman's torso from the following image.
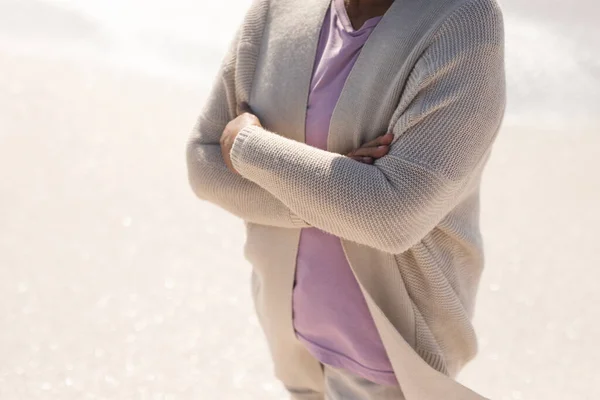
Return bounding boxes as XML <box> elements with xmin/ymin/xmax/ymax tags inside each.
<box><xmin>242</xmin><ymin>0</ymin><xmax>493</xmax><ymax>394</ymax></box>
<box><xmin>293</xmin><ymin>1</ymin><xmax>397</xmax><ymax>385</ymax></box>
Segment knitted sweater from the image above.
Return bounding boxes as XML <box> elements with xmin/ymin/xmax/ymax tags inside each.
<box><xmin>186</xmin><ymin>0</ymin><xmax>506</xmax><ymax>399</ymax></box>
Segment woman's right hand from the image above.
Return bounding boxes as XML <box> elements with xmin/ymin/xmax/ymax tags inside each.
<box><xmin>346</xmin><ymin>133</ymin><xmax>394</xmax><ymax>164</ymax></box>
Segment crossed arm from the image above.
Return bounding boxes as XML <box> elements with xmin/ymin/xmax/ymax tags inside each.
<box><xmin>187</xmin><ymin>2</ymin><xmax>505</xmax><ymax>253</ymax></box>
<box><xmin>187</xmin><ymin>81</ymin><xmax>391</xmax><ymax>230</ymax></box>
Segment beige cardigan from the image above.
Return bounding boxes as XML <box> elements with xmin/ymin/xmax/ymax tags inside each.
<box><xmin>187</xmin><ymin>0</ymin><xmax>505</xmax><ymax>398</ymax></box>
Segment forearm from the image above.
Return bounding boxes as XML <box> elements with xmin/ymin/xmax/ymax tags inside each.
<box><xmin>187</xmin><ymin>140</ymin><xmax>309</xmax><ymax>228</ymax></box>
<box><xmin>228</xmin><ymin>2</ymin><xmax>504</xmax><ymax>246</ymax></box>
<box><xmin>230</xmin><ymin>126</ymin><xmax>461</xmax><ymax>252</ymax></box>
<box><xmin>188</xmin><ymin>143</ymin><xmax>308</xmax><ymax>228</ymax></box>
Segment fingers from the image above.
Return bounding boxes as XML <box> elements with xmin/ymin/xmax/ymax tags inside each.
<box><xmin>348</xmin><ymin>155</ymin><xmax>374</xmax><ymax>164</ymax></box>
<box><xmin>237</xmin><ymin>102</ymin><xmax>254</xmax><ymax>115</ymax></box>
<box><xmin>235</xmin><ymin>102</ymin><xmax>263</xmax><ymax>128</ymax></box>
<box><xmin>349</xmin><ymin>145</ymin><xmax>390</xmax><ymax>159</ymax></box>
<box><xmin>347</xmin><ymin>133</ymin><xmax>394</xmax><ymax>163</ymax></box>
<box><xmin>360</xmin><ymin>133</ymin><xmax>394</xmax><ymax>148</ymax></box>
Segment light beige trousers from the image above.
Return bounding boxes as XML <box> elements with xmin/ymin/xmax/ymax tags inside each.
<box><xmin>287</xmin><ymin>365</ymin><xmax>405</xmax><ymax>400</ymax></box>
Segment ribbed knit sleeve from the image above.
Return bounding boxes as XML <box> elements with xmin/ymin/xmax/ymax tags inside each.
<box><xmin>230</xmin><ymin>0</ymin><xmax>505</xmax><ymax>252</ymax></box>
<box><xmin>186</xmin><ymin>0</ymin><xmax>309</xmax><ymax>228</ymax></box>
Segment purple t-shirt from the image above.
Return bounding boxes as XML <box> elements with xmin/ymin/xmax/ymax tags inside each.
<box><xmin>292</xmin><ymin>0</ymin><xmax>397</xmax><ymax>386</ymax></box>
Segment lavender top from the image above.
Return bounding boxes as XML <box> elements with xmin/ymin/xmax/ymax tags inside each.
<box><xmin>292</xmin><ymin>0</ymin><xmax>397</xmax><ymax>386</ymax></box>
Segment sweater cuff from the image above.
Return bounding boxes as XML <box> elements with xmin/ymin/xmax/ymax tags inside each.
<box><xmin>230</xmin><ymin>125</ymin><xmax>262</xmax><ymax>175</ymax></box>
<box><xmin>230</xmin><ymin>125</ymin><xmax>310</xmax><ymax>228</ymax></box>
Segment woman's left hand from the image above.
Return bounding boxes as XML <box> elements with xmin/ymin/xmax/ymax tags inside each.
<box><xmin>220</xmin><ymin>104</ymin><xmax>262</xmax><ymax>174</ymax></box>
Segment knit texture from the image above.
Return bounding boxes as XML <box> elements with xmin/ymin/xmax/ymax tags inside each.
<box><xmin>185</xmin><ymin>0</ymin><xmax>309</xmax><ymax>229</ymax></box>
<box><xmin>187</xmin><ymin>0</ymin><xmax>505</xmax><ymax>399</ymax></box>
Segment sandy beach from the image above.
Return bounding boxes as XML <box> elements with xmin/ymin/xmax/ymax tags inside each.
<box><xmin>0</xmin><ymin>0</ymin><xmax>599</xmax><ymax>399</ymax></box>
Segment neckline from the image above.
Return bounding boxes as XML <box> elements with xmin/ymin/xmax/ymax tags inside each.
<box><xmin>333</xmin><ymin>0</ymin><xmax>384</xmax><ymax>35</ymax></box>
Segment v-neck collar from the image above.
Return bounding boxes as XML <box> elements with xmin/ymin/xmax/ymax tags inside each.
<box><xmin>326</xmin><ymin>0</ymin><xmax>405</xmax><ymax>152</ymax></box>
<box><xmin>326</xmin><ymin>0</ymin><xmax>448</xmax><ymax>153</ymax></box>
<box><xmin>286</xmin><ymin>0</ymin><xmax>405</xmax><ymax>148</ymax></box>
<box><xmin>260</xmin><ymin>0</ymin><xmax>447</xmax><ymax>151</ymax></box>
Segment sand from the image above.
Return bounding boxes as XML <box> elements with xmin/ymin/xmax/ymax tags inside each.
<box><xmin>0</xmin><ymin>1</ymin><xmax>599</xmax><ymax>399</ymax></box>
